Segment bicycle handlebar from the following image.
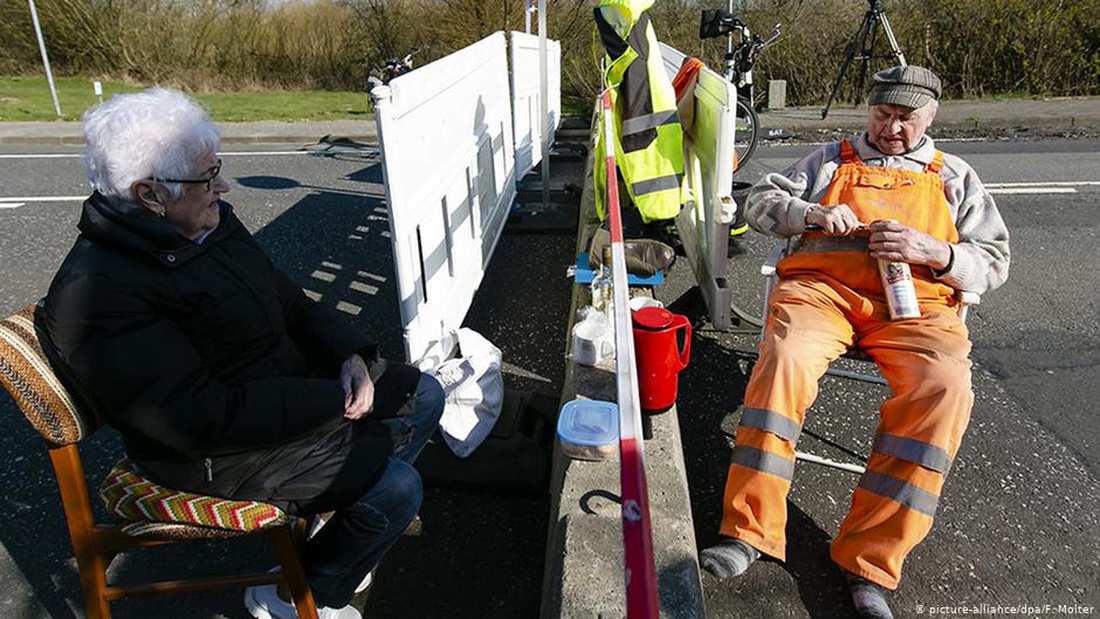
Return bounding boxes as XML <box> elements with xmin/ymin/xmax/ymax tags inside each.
<box><xmin>728</xmin><ymin>22</ymin><xmax>782</xmax><ymax>77</ymax></box>
<box><xmin>749</xmin><ymin>25</ymin><xmax>782</xmax><ymax>58</ymax></box>
<box><xmin>374</xmin><ymin>48</ymin><xmax>421</xmax><ymax>85</ymax></box>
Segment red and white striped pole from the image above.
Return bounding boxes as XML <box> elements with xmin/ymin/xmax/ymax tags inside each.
<box><xmin>600</xmin><ymin>88</ymin><xmax>659</xmax><ymax>619</ymax></box>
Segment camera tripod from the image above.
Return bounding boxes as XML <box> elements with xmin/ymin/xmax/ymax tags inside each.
<box><xmin>821</xmin><ymin>0</ymin><xmax>906</xmax><ymax>119</ymax></box>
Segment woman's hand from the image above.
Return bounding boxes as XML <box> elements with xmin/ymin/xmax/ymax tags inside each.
<box><xmin>867</xmin><ymin>220</ymin><xmax>952</xmax><ymax>269</ymax></box>
<box><xmin>805</xmin><ymin>203</ymin><xmax>865</xmax><ymax>236</ymax></box>
<box><xmin>340</xmin><ymin>354</ymin><xmax>375</xmax><ymax>420</ymax></box>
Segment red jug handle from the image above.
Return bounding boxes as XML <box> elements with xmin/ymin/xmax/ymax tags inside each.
<box><xmin>672</xmin><ymin>313</ymin><xmax>691</xmax><ymax>369</ymax></box>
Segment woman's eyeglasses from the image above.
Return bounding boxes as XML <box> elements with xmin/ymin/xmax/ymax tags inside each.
<box><xmin>152</xmin><ymin>159</ymin><xmax>223</xmax><ymax>192</ymax></box>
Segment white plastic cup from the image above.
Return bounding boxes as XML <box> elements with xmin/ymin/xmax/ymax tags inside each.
<box><xmin>571</xmin><ymin>318</ymin><xmax>614</xmax><ymax>366</ymax></box>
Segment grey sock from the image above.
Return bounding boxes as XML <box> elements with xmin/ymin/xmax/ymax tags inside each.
<box><xmin>699</xmin><ymin>539</ymin><xmax>761</xmax><ymax>579</ymax></box>
<box><xmin>844</xmin><ymin>571</ymin><xmax>894</xmax><ymax>619</ymax></box>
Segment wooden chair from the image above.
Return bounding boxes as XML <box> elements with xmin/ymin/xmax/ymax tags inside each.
<box><xmin>0</xmin><ymin>305</ymin><xmax>320</xmax><ymax>619</ymax></box>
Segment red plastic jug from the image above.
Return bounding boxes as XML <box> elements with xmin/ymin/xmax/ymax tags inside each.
<box><xmin>632</xmin><ymin>306</ymin><xmax>692</xmax><ymax>413</ymax></box>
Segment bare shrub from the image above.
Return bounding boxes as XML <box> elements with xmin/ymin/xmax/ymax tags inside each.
<box><xmin>909</xmin><ymin>0</ymin><xmax>1100</xmax><ymax>98</ymax></box>
<box><xmin>550</xmin><ymin>0</ymin><xmax>602</xmax><ymax>110</ymax></box>
<box><xmin>1</xmin><ymin>0</ymin><xmax>1096</xmax><ymax>103</ymax></box>
<box><xmin>348</xmin><ymin>0</ymin><xmax>424</xmax><ymax>78</ymax></box>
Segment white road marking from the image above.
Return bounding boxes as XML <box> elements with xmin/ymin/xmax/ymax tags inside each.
<box><xmin>988</xmin><ymin>187</ymin><xmax>1077</xmax><ymax>194</ymax></box>
<box><xmin>0</xmin><ymin>150</ymin><xmax>324</xmax><ymax>159</ymax></box>
<box><xmin>0</xmin><ymin>196</ymin><xmax>85</xmax><ymax>207</ymax></box>
<box><xmin>778</xmin><ymin>138</ymin><xmax>1005</xmax><ymax>146</ymax></box>
<box><xmin>0</xmin><ymin>195</ymin><xmax>86</xmax><ymax>202</ymax></box>
<box><xmin>985</xmin><ymin>181</ymin><xmax>1100</xmax><ymax>187</ymax></box>
<box><xmin>986</xmin><ymin>181</ymin><xmax>1100</xmax><ymax>195</ymax></box>
<box><xmin>0</xmin><ymin>153</ymin><xmax>77</xmax><ymax>159</ymax></box>
<box><xmin>223</xmin><ymin>151</ymin><xmax>317</xmax><ymax>156</ymax></box>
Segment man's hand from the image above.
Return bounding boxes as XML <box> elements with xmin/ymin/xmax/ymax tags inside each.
<box><xmin>867</xmin><ymin>220</ymin><xmax>952</xmax><ymax>269</ymax></box>
<box><xmin>805</xmin><ymin>203</ymin><xmax>865</xmax><ymax>236</ymax></box>
<box><xmin>340</xmin><ymin>354</ymin><xmax>375</xmax><ymax>420</ymax></box>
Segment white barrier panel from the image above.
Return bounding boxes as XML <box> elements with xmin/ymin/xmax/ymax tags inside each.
<box><xmin>510</xmin><ymin>31</ymin><xmax>562</xmax><ymax>179</ymax></box>
<box><xmin>660</xmin><ymin>43</ymin><xmax>737</xmax><ymax>329</ymax></box>
<box><xmin>373</xmin><ymin>32</ymin><xmax>517</xmax><ymax>363</ymax></box>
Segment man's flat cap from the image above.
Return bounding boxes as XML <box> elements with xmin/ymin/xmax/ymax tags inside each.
<box><xmin>867</xmin><ymin>65</ymin><xmax>942</xmax><ymax>109</ymax></box>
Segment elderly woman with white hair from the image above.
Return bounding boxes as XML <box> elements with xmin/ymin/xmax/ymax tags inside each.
<box><xmin>34</xmin><ymin>87</ymin><xmax>444</xmax><ymax>619</ymax></box>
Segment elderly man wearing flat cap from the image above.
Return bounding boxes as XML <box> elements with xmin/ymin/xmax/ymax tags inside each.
<box><xmin>698</xmin><ymin>65</ymin><xmax>1010</xmax><ymax>618</ymax></box>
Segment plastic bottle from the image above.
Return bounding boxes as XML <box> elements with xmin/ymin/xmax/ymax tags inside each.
<box><xmin>591</xmin><ymin>246</ymin><xmax>615</xmax><ymax>318</ymax></box>
<box><xmin>878</xmin><ymin>259</ymin><xmax>920</xmax><ymax>320</ymax></box>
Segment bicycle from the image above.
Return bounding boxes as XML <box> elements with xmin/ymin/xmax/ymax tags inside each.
<box><xmin>700</xmin><ymin>9</ymin><xmax>781</xmax><ymax>171</ymax></box>
<box><xmin>367</xmin><ymin>49</ymin><xmax>420</xmax><ymax>91</ymax></box>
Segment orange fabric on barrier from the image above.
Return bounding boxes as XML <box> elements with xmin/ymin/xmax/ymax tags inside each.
<box><xmin>672</xmin><ymin>57</ymin><xmax>705</xmax><ymax>100</ymax></box>
<box><xmin>719</xmin><ymin>140</ymin><xmax>974</xmax><ymax>590</ymax></box>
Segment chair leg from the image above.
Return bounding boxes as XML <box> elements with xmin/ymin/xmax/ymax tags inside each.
<box><xmin>269</xmin><ymin>525</ymin><xmax>319</xmax><ymax>619</ymax></box>
<box><xmin>50</xmin><ymin>446</ymin><xmax>113</xmax><ymax>619</ymax></box>
<box><xmin>824</xmin><ymin>365</ymin><xmax>889</xmax><ymax>385</ymax></box>
<box><xmin>73</xmin><ymin>544</ymin><xmax>112</xmax><ymax>619</ymax></box>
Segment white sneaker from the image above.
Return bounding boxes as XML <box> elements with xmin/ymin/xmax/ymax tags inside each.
<box><xmin>264</xmin><ymin>566</ymin><xmax>374</xmax><ymax>596</ymax></box>
<box><xmin>244</xmin><ymin>583</ymin><xmax>362</xmax><ymax>619</ymax></box>
<box><xmin>307</xmin><ymin>511</ymin><xmax>335</xmax><ymax>539</ymax></box>
<box><xmin>354</xmin><ymin>570</ymin><xmax>373</xmax><ymax>594</ymax></box>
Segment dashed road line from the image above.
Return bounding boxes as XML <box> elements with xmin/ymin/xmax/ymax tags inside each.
<box><xmin>986</xmin><ymin>181</ymin><xmax>1100</xmax><ymax>195</ymax></box>
<box><xmin>0</xmin><ymin>150</ymin><xmax>326</xmax><ymax>159</ymax></box>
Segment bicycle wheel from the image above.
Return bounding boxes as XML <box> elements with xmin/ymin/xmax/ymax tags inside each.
<box><xmin>733</xmin><ymin>96</ymin><xmax>759</xmax><ymax>172</ymax></box>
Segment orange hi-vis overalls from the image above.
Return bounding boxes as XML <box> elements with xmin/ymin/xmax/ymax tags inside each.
<box><xmin>720</xmin><ymin>139</ymin><xmax>975</xmax><ymax>590</ymax></box>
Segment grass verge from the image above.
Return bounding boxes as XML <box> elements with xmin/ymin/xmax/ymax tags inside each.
<box><xmin>0</xmin><ymin>76</ymin><xmax>372</xmax><ymax>122</ymax></box>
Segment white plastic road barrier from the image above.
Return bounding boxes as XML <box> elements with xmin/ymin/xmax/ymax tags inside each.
<box><xmin>510</xmin><ymin>31</ymin><xmax>562</xmax><ymax>179</ymax></box>
<box><xmin>372</xmin><ymin>32</ymin><xmax>517</xmax><ymax>363</ymax></box>
<box><xmin>660</xmin><ymin>43</ymin><xmax>738</xmax><ymax>329</ymax></box>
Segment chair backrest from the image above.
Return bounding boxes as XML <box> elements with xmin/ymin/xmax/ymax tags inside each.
<box><xmin>0</xmin><ymin>305</ymin><xmax>98</xmax><ymax>447</ymax></box>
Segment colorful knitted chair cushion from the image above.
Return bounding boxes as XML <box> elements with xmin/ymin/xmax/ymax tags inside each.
<box><xmin>116</xmin><ymin>520</ymin><xmax>254</xmax><ymax>540</ymax></box>
<box><xmin>101</xmin><ymin>458</ymin><xmax>294</xmax><ymax>535</ymax></box>
<box><xmin>0</xmin><ymin>306</ymin><xmax>93</xmax><ymax>446</ymax></box>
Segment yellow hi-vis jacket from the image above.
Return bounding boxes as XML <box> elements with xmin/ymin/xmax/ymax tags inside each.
<box><xmin>594</xmin><ymin>0</ymin><xmax>685</xmax><ymax>224</ymax></box>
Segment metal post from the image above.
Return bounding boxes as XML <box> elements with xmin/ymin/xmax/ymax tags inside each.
<box><xmin>726</xmin><ymin>0</ymin><xmax>734</xmax><ymax>79</ymax></box>
<box><xmin>28</xmin><ymin>0</ymin><xmax>62</xmax><ymax>117</ymax></box>
<box><xmin>538</xmin><ymin>0</ymin><xmax>549</xmax><ymax>210</ymax></box>
<box><xmin>525</xmin><ymin>0</ymin><xmax>532</xmax><ymax>34</ymax></box>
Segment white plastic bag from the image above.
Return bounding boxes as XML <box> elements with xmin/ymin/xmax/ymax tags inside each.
<box><xmin>420</xmin><ymin>328</ymin><xmax>504</xmax><ymax>458</ymax></box>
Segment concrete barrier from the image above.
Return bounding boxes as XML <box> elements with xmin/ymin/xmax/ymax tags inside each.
<box><xmin>540</xmin><ymin>128</ymin><xmax>706</xmax><ymax>619</ymax></box>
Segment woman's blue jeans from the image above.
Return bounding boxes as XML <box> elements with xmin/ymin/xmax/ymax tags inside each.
<box><xmin>303</xmin><ymin>374</ymin><xmax>445</xmax><ymax>607</ymax></box>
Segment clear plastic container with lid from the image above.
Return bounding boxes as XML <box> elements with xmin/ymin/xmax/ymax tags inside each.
<box><xmin>557</xmin><ymin>399</ymin><xmax>619</xmax><ymax>461</ymax></box>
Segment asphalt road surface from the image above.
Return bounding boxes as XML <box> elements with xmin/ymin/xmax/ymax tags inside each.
<box><xmin>1</xmin><ymin>137</ymin><xmax>1097</xmax><ymax>618</ymax></box>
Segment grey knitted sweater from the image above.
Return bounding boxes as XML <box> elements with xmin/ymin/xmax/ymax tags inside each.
<box><xmin>745</xmin><ymin>132</ymin><xmax>1010</xmax><ymax>296</ymax></box>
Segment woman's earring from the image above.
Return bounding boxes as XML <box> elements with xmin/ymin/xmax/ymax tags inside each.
<box><xmin>159</xmin><ymin>208</ymin><xmax>167</xmax><ymax>218</ymax></box>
